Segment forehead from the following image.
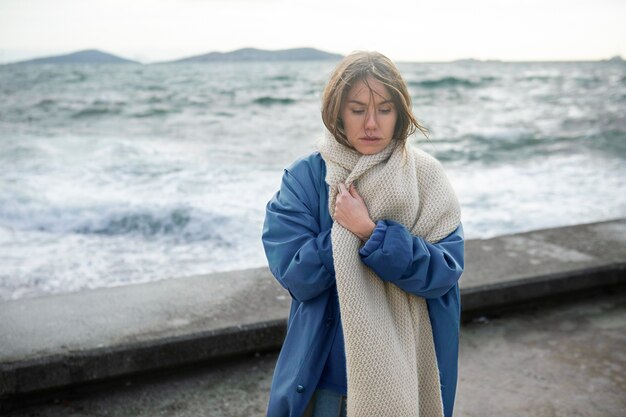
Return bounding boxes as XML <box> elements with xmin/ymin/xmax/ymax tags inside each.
<box><xmin>346</xmin><ymin>76</ymin><xmax>391</xmax><ymax>101</ymax></box>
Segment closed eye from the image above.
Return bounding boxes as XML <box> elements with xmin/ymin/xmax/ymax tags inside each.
<box><xmin>351</xmin><ymin>108</ymin><xmax>392</xmax><ymax>115</ymax></box>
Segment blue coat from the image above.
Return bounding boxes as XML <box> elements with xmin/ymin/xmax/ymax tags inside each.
<box><xmin>262</xmin><ymin>151</ymin><xmax>464</xmax><ymax>417</ymax></box>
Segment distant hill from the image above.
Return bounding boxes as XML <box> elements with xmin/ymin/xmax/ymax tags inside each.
<box><xmin>167</xmin><ymin>47</ymin><xmax>343</xmax><ymax>63</ymax></box>
<box><xmin>11</xmin><ymin>49</ymin><xmax>139</xmax><ymax>65</ymax></box>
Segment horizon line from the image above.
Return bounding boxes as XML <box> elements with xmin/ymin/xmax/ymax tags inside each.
<box><xmin>0</xmin><ymin>47</ymin><xmax>623</xmax><ymax>66</ymax></box>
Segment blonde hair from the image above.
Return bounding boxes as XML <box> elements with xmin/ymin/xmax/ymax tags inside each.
<box><xmin>321</xmin><ymin>51</ymin><xmax>429</xmax><ymax>148</ymax></box>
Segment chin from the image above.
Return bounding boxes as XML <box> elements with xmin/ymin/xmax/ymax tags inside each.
<box><xmin>356</xmin><ymin>147</ymin><xmax>384</xmax><ymax>155</ymax></box>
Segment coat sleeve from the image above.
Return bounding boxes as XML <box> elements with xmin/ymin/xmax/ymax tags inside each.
<box><xmin>262</xmin><ymin>167</ymin><xmax>335</xmax><ymax>303</ymax></box>
<box><xmin>358</xmin><ymin>220</ymin><xmax>464</xmax><ymax>299</ymax></box>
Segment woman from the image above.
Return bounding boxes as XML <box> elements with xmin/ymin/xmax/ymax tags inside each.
<box><xmin>262</xmin><ymin>51</ymin><xmax>464</xmax><ymax>417</ymax></box>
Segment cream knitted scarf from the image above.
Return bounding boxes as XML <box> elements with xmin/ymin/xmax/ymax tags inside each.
<box><xmin>317</xmin><ymin>130</ymin><xmax>461</xmax><ymax>417</ymax></box>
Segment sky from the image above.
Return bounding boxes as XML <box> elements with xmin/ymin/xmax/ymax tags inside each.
<box><xmin>0</xmin><ymin>0</ymin><xmax>624</xmax><ymax>64</ymax></box>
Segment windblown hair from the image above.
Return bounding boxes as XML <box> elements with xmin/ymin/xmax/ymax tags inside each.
<box><xmin>321</xmin><ymin>51</ymin><xmax>429</xmax><ymax>148</ymax></box>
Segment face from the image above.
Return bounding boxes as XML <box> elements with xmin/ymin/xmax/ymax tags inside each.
<box><xmin>340</xmin><ymin>76</ymin><xmax>398</xmax><ymax>155</ymax></box>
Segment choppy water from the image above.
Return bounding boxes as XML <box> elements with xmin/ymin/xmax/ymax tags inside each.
<box><xmin>1</xmin><ymin>60</ymin><xmax>625</xmax><ymax>300</ymax></box>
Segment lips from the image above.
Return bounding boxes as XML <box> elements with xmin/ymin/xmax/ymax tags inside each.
<box><xmin>360</xmin><ymin>136</ymin><xmax>381</xmax><ymax>141</ymax></box>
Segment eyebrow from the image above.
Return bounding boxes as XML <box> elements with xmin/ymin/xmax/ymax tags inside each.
<box><xmin>347</xmin><ymin>99</ymin><xmax>393</xmax><ymax>105</ymax></box>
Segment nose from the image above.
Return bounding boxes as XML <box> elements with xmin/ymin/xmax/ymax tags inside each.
<box><xmin>364</xmin><ymin>108</ymin><xmax>378</xmax><ymax>133</ymax></box>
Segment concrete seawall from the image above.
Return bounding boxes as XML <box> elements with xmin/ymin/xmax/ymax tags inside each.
<box><xmin>1</xmin><ymin>218</ymin><xmax>625</xmax><ymax>405</ymax></box>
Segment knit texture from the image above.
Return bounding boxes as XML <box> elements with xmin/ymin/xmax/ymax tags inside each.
<box><xmin>317</xmin><ymin>129</ymin><xmax>461</xmax><ymax>417</ymax></box>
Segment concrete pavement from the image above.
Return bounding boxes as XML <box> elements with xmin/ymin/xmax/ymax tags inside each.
<box><xmin>5</xmin><ymin>286</ymin><xmax>625</xmax><ymax>416</ymax></box>
<box><xmin>1</xmin><ymin>218</ymin><xmax>625</xmax><ymax>408</ymax></box>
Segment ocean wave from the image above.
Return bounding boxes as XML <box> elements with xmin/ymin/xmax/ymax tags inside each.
<box><xmin>518</xmin><ymin>75</ymin><xmax>556</xmax><ymax>82</ymax></box>
<box><xmin>0</xmin><ymin>203</ymin><xmax>233</xmax><ymax>244</ymax></box>
<box><xmin>433</xmin><ymin>130</ymin><xmax>626</xmax><ymax>164</ymax></box>
<box><xmin>76</xmin><ymin>207</ymin><xmax>210</xmax><ymax>240</ymax></box>
<box><xmin>72</xmin><ymin>107</ymin><xmax>122</xmax><ymax>118</ymax></box>
<box><xmin>409</xmin><ymin>76</ymin><xmax>493</xmax><ymax>89</ymax></box>
<box><xmin>71</xmin><ymin>99</ymin><xmax>126</xmax><ymax>119</ymax></box>
<box><xmin>267</xmin><ymin>75</ymin><xmax>293</xmax><ymax>81</ymax></box>
<box><xmin>581</xmin><ymin>129</ymin><xmax>626</xmax><ymax>157</ymax></box>
<box><xmin>129</xmin><ymin>108</ymin><xmax>172</xmax><ymax>118</ymax></box>
<box><xmin>253</xmin><ymin>96</ymin><xmax>296</xmax><ymax>105</ymax></box>
<box><xmin>142</xmin><ymin>85</ymin><xmax>168</xmax><ymax>91</ymax></box>
<box><xmin>432</xmin><ymin>132</ymin><xmax>565</xmax><ymax>164</ymax></box>
<box><xmin>575</xmin><ymin>76</ymin><xmax>602</xmax><ymax>88</ymax></box>
<box><xmin>70</xmin><ymin>108</ymin><xmax>115</xmax><ymax>118</ymax></box>
<box><xmin>146</xmin><ymin>96</ymin><xmax>166</xmax><ymax>104</ymax></box>
<box><xmin>65</xmin><ymin>71</ymin><xmax>87</xmax><ymax>83</ymax></box>
<box><xmin>33</xmin><ymin>98</ymin><xmax>57</xmax><ymax>108</ymax></box>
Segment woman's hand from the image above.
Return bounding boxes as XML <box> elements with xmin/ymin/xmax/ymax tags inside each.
<box><xmin>334</xmin><ymin>183</ymin><xmax>376</xmax><ymax>241</ymax></box>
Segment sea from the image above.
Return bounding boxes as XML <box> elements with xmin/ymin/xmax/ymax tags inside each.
<box><xmin>0</xmin><ymin>60</ymin><xmax>625</xmax><ymax>300</ymax></box>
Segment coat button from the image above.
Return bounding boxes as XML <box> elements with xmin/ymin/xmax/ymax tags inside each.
<box><xmin>296</xmin><ymin>385</ymin><xmax>305</xmax><ymax>393</ymax></box>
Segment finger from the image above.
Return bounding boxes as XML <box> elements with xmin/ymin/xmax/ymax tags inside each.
<box><xmin>348</xmin><ymin>183</ymin><xmax>358</xmax><ymax>197</ymax></box>
<box><xmin>338</xmin><ymin>182</ymin><xmax>348</xmax><ymax>196</ymax></box>
<box><xmin>349</xmin><ymin>183</ymin><xmax>363</xmax><ymax>201</ymax></box>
